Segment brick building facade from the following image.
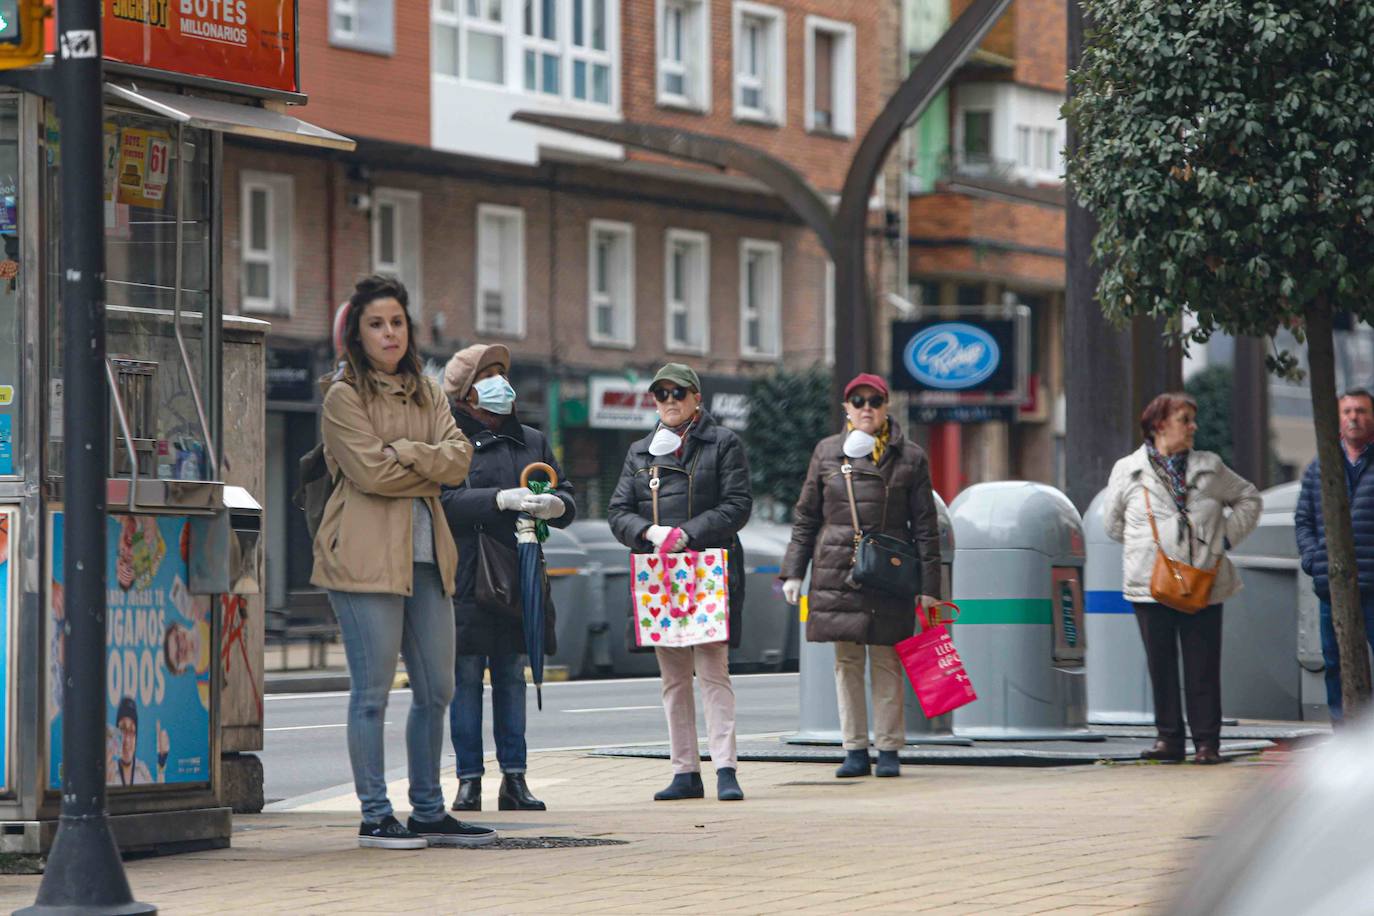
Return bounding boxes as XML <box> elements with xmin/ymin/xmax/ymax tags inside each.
<box><xmin>904</xmin><ymin>0</ymin><xmax>1069</xmax><ymax>498</ymax></box>
<box><xmin>236</xmin><ymin>0</ymin><xmax>904</xmax><ymax>613</ymax></box>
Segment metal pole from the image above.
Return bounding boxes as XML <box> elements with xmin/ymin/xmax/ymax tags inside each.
<box><xmin>21</xmin><ymin>1</ymin><xmax>154</xmax><ymax>912</ymax></box>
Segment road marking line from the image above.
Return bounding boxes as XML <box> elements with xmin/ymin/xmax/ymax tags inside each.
<box><xmin>265</xmin><ymin>721</ymin><xmax>389</xmax><ymax>732</ymax></box>
<box><xmin>564</xmin><ymin>705</ymin><xmax>661</xmax><ymax>714</ymax></box>
<box><xmin>266</xmin><ymin>672</ymin><xmax>796</xmax><ymax>702</ymax></box>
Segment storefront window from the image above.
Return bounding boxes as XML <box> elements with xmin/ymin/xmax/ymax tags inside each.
<box><xmin>0</xmin><ymin>100</ymin><xmax>18</xmax><ymax>477</ymax></box>
<box><xmin>45</xmin><ymin>104</ymin><xmax>217</xmax><ymax>480</ymax></box>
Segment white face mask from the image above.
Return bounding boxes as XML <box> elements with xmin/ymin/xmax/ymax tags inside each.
<box><xmin>843</xmin><ymin>429</ymin><xmax>877</xmax><ymax>459</ymax></box>
<box><xmin>649</xmin><ymin>427</ymin><xmax>683</xmax><ymax>457</ymax></box>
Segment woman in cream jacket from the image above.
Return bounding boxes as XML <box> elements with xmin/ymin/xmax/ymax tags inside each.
<box><xmin>1105</xmin><ymin>392</ymin><xmax>1261</xmax><ymax>765</ymax></box>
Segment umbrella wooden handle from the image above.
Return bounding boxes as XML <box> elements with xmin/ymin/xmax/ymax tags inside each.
<box><xmin>520</xmin><ymin>462</ymin><xmax>558</xmax><ymax>488</ymax></box>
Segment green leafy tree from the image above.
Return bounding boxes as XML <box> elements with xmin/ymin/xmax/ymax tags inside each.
<box><xmin>744</xmin><ymin>369</ymin><xmax>833</xmax><ymax>521</ymax></box>
<box><xmin>1185</xmin><ymin>366</ymin><xmax>1234</xmax><ymax>466</ymax></box>
<box><xmin>1066</xmin><ymin>0</ymin><xmax>1374</xmax><ymax>713</ymax></box>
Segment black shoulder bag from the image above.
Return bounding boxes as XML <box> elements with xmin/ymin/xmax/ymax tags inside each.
<box><xmin>841</xmin><ymin>462</ymin><xmax>921</xmax><ymax>598</ymax></box>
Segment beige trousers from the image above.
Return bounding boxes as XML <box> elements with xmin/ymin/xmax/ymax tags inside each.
<box><xmin>655</xmin><ymin>642</ymin><xmax>738</xmax><ymax>773</ymax></box>
<box><xmin>834</xmin><ymin>641</ymin><xmax>905</xmax><ymax>752</ymax></box>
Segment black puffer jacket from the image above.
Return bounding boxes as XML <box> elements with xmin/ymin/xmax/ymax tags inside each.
<box><xmin>439</xmin><ymin>410</ymin><xmax>576</xmax><ymax>658</ymax></box>
<box><xmin>780</xmin><ymin>422</ymin><xmax>942</xmax><ymax>645</ymax></box>
<box><xmin>607</xmin><ymin>410</ymin><xmax>752</xmax><ymax>650</ymax></box>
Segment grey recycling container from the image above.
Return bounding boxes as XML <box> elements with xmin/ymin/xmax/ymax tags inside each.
<box><xmin>1083</xmin><ymin>487</ymin><xmax>1153</xmax><ymax>725</ymax></box>
<box><xmin>542</xmin><ymin>526</ymin><xmax>592</xmax><ymax>679</ymax></box>
<box><xmin>732</xmin><ymin>522</ymin><xmax>790</xmax><ymax>672</ymax></box>
<box><xmin>567</xmin><ymin>519</ymin><xmax>660</xmax><ymax>678</ymax></box>
<box><xmin>950</xmin><ymin>482</ymin><xmax>1094</xmax><ymax>740</ymax></box>
<box><xmin>788</xmin><ymin>493</ymin><xmax>966</xmax><ymax>745</ymax></box>
<box><xmin>1224</xmin><ymin>481</ymin><xmax>1328</xmax><ymax>721</ymax></box>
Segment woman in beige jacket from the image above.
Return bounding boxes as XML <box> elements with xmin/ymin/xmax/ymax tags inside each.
<box><xmin>311</xmin><ymin>276</ymin><xmax>492</xmax><ymax>849</ymax></box>
<box><xmin>1105</xmin><ymin>392</ymin><xmax>1261</xmax><ymax>765</ymax></box>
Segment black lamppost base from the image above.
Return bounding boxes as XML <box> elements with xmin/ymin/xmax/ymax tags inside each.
<box><xmin>14</xmin><ymin>816</ymin><xmax>156</xmax><ymax>916</ymax></box>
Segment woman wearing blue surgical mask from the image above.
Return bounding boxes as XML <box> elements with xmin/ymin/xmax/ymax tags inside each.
<box><xmin>439</xmin><ymin>344</ymin><xmax>576</xmax><ymax>813</ymax></box>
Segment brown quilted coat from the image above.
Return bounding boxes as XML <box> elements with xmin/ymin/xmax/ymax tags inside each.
<box><xmin>780</xmin><ymin>422</ymin><xmax>942</xmax><ymax>645</ymax></box>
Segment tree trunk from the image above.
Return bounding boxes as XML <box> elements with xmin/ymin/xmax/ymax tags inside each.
<box><xmin>1306</xmin><ymin>304</ymin><xmax>1372</xmax><ymax>717</ymax></box>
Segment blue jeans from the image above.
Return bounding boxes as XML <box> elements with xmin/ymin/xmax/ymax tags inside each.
<box><xmin>450</xmin><ymin>653</ymin><xmax>528</xmax><ymax>778</ymax></box>
<box><xmin>328</xmin><ymin>564</ymin><xmax>456</xmax><ymax>823</ymax></box>
<box><xmin>1318</xmin><ymin>595</ymin><xmax>1374</xmax><ymax>723</ymax></box>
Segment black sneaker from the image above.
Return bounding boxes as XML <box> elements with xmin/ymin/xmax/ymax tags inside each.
<box><xmin>358</xmin><ymin>815</ymin><xmax>428</xmax><ymax>850</ymax></box>
<box><xmin>407</xmin><ymin>813</ymin><xmax>499</xmax><ymax>848</ymax></box>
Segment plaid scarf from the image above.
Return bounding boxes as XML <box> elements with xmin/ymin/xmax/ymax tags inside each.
<box><xmin>1146</xmin><ymin>440</ymin><xmax>1189</xmax><ymax>513</ymax></box>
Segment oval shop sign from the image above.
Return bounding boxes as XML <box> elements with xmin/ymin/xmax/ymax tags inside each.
<box><xmin>902</xmin><ymin>323</ymin><xmax>1001</xmax><ymax>390</ymax></box>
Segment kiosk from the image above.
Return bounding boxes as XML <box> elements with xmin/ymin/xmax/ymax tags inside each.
<box><xmin>0</xmin><ymin>2</ymin><xmax>352</xmax><ymax>853</ymax></box>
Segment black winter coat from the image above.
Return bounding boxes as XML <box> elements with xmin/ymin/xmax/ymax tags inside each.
<box><xmin>1295</xmin><ymin>453</ymin><xmax>1374</xmax><ymax>600</ymax></box>
<box><xmin>607</xmin><ymin>410</ymin><xmax>752</xmax><ymax>650</ymax></box>
<box><xmin>780</xmin><ymin>422</ymin><xmax>942</xmax><ymax>645</ymax></box>
<box><xmin>439</xmin><ymin>410</ymin><xmax>576</xmax><ymax>658</ymax></box>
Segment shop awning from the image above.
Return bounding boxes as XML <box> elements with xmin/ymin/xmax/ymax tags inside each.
<box><xmin>104</xmin><ymin>84</ymin><xmax>355</xmax><ymax>151</ymax></box>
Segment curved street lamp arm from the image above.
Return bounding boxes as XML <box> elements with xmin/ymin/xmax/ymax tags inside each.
<box><xmin>511</xmin><ymin>111</ymin><xmax>840</xmax><ymax>260</ymax></box>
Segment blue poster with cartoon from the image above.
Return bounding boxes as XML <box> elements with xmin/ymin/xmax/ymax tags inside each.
<box><xmin>48</xmin><ymin>512</ymin><xmax>212</xmax><ymax>788</ymax></box>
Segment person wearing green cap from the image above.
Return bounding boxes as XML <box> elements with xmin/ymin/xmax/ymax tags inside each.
<box><xmin>608</xmin><ymin>364</ymin><xmax>752</xmax><ymax>802</ymax></box>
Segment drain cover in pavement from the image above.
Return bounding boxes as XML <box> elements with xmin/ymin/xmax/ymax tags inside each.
<box><xmin>479</xmin><ymin>836</ymin><xmax>629</xmax><ymax>850</ymax></box>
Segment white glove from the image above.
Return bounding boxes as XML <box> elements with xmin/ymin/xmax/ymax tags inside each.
<box><xmin>521</xmin><ymin>494</ymin><xmax>566</xmax><ymax>520</ymax></box>
<box><xmin>645</xmin><ymin>525</ymin><xmax>671</xmax><ymax>547</ymax></box>
<box><xmin>496</xmin><ymin>488</ymin><xmax>527</xmax><ymax>512</ymax></box>
<box><xmin>782</xmin><ymin>578</ymin><xmax>803</xmax><ymax>606</ymax></box>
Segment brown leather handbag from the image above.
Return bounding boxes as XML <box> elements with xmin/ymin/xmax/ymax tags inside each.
<box><xmin>1144</xmin><ymin>488</ymin><xmax>1220</xmax><ymax>614</ymax></box>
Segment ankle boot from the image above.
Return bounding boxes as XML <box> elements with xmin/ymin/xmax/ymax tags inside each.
<box><xmin>875</xmin><ymin>750</ymin><xmax>901</xmax><ymax>778</ymax></box>
<box><xmin>452</xmin><ymin>777</ymin><xmax>481</xmax><ymax>812</ymax></box>
<box><xmin>653</xmin><ymin>772</ymin><xmax>705</xmax><ymax>801</ymax></box>
<box><xmin>716</xmin><ymin>768</ymin><xmax>744</xmax><ymax>801</ymax></box>
<box><xmin>835</xmin><ymin>749</ymin><xmax>871</xmax><ymax>778</ymax></box>
<box><xmin>498</xmin><ymin>773</ymin><xmax>547</xmax><ymax>811</ymax></box>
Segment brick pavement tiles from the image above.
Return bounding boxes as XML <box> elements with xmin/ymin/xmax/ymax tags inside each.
<box><xmin>0</xmin><ymin>750</ymin><xmax>1283</xmax><ymax>914</ymax></box>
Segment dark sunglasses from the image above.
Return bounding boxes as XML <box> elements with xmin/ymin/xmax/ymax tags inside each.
<box><xmin>652</xmin><ymin>386</ymin><xmax>691</xmax><ymax>403</ymax></box>
<box><xmin>848</xmin><ymin>394</ymin><xmax>887</xmax><ymax>409</ymax></box>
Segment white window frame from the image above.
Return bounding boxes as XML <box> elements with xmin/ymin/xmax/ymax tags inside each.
<box><xmin>522</xmin><ymin>0</ymin><xmax>562</xmax><ymax>96</ymax></box>
<box><xmin>656</xmin><ymin>0</ymin><xmax>711</xmax><ymax>111</ymax></box>
<box><xmin>738</xmin><ymin>238</ymin><xmax>781</xmax><ymax>359</ymax></box>
<box><xmin>371</xmin><ymin>188</ymin><xmax>424</xmax><ymax>317</ymax></box>
<box><xmin>568</xmin><ymin>0</ymin><xmax>615</xmax><ymax>106</ymax></box>
<box><xmin>475</xmin><ymin>203</ymin><xmax>526</xmax><ymax>338</ymax></box>
<box><xmin>732</xmin><ymin>2</ymin><xmax>785</xmax><ymax>125</ymax></box>
<box><xmin>804</xmin><ymin>15</ymin><xmax>857</xmax><ymax>137</ymax></box>
<box><xmin>664</xmin><ymin>228</ymin><xmax>710</xmax><ymax>355</ymax></box>
<box><xmin>432</xmin><ymin>0</ymin><xmax>507</xmax><ymax>85</ymax></box>
<box><xmin>587</xmin><ymin>219</ymin><xmax>635</xmax><ymax>349</ymax></box>
<box><xmin>239</xmin><ymin>171</ymin><xmax>294</xmax><ymax>316</ymax></box>
<box><xmin>332</xmin><ymin>0</ymin><xmax>360</xmax><ymax>41</ymax></box>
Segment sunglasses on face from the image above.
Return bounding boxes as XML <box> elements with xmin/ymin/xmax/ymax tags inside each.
<box><xmin>653</xmin><ymin>386</ymin><xmax>691</xmax><ymax>403</ymax></box>
<box><xmin>848</xmin><ymin>394</ymin><xmax>886</xmax><ymax>409</ymax></box>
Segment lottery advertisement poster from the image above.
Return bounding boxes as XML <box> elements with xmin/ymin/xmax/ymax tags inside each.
<box><xmin>0</xmin><ymin>509</ymin><xmax>13</xmax><ymax>794</ymax></box>
<box><xmin>48</xmin><ymin>512</ymin><xmax>212</xmax><ymax>789</ymax></box>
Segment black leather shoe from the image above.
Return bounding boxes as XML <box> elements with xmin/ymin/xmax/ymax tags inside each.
<box><xmin>874</xmin><ymin>750</ymin><xmax>901</xmax><ymax>777</ymax></box>
<box><xmin>836</xmin><ymin>749</ymin><xmax>871</xmax><ymax>778</ymax></box>
<box><xmin>451</xmin><ymin>777</ymin><xmax>481</xmax><ymax>811</ymax></box>
<box><xmin>654</xmin><ymin>772</ymin><xmax>705</xmax><ymax>801</ymax></box>
<box><xmin>498</xmin><ymin>774</ymin><xmax>547</xmax><ymax>811</ymax></box>
<box><xmin>1194</xmin><ymin>744</ymin><xmax>1223</xmax><ymax>765</ymax></box>
<box><xmin>1140</xmin><ymin>740</ymin><xmax>1186</xmax><ymax>763</ymax></box>
<box><xmin>716</xmin><ymin>768</ymin><xmax>744</xmax><ymax>801</ymax></box>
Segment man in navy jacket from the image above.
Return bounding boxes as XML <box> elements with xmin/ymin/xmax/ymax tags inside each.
<box><xmin>1295</xmin><ymin>388</ymin><xmax>1374</xmax><ymax>723</ymax></box>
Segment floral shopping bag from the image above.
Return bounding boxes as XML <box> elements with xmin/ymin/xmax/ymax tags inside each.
<box><xmin>631</xmin><ymin>549</ymin><xmax>730</xmax><ymax>648</ymax></box>
<box><xmin>895</xmin><ymin>601</ymin><xmax>977</xmax><ymax>718</ymax></box>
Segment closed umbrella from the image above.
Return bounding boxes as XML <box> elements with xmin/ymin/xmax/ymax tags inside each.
<box><xmin>517</xmin><ymin>462</ymin><xmax>557</xmax><ymax>709</ymax></box>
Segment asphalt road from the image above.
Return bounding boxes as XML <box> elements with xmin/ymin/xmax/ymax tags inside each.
<box><xmin>262</xmin><ymin>672</ymin><xmax>800</xmax><ymax>805</ymax></box>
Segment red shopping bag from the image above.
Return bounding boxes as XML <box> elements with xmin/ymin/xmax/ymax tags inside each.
<box><xmin>895</xmin><ymin>601</ymin><xmax>977</xmax><ymax>718</ymax></box>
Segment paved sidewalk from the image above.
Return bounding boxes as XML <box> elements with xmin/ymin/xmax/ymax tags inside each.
<box><xmin>0</xmin><ymin>748</ymin><xmax>1283</xmax><ymax>914</ymax></box>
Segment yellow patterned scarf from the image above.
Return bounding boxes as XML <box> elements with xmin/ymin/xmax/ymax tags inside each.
<box><xmin>846</xmin><ymin>419</ymin><xmax>890</xmax><ymax>464</ymax></box>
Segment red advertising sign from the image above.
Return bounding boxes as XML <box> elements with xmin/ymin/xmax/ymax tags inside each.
<box><xmin>51</xmin><ymin>1</ymin><xmax>298</xmax><ymax>95</ymax></box>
